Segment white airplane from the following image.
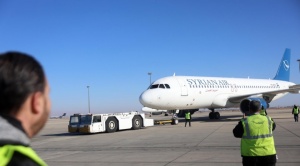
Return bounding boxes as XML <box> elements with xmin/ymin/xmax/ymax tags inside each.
<box><xmin>139</xmin><ymin>49</ymin><xmax>300</xmax><ymax>119</ymax></box>
<box><xmin>50</xmin><ymin>113</ymin><xmax>66</xmax><ymax>119</ymax></box>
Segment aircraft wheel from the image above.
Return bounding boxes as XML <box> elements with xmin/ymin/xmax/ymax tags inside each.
<box><xmin>214</xmin><ymin>112</ymin><xmax>220</xmax><ymax>119</ymax></box>
<box><xmin>132</xmin><ymin>116</ymin><xmax>142</xmax><ymax>130</ymax></box>
<box><xmin>209</xmin><ymin>112</ymin><xmax>214</xmax><ymax>119</ymax></box>
<box><xmin>171</xmin><ymin>118</ymin><xmax>179</xmax><ymax>125</ymax></box>
<box><xmin>106</xmin><ymin>117</ymin><xmax>118</xmax><ymax>133</ymax></box>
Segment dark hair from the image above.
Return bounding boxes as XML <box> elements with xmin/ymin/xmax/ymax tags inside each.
<box><xmin>249</xmin><ymin>100</ymin><xmax>261</xmax><ymax>113</ymax></box>
<box><xmin>0</xmin><ymin>51</ymin><xmax>46</xmax><ymax>115</ymax></box>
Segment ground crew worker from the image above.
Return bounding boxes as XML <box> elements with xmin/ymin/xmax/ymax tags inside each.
<box><xmin>260</xmin><ymin>106</ymin><xmax>268</xmax><ymax>116</ymax></box>
<box><xmin>292</xmin><ymin>105</ymin><xmax>299</xmax><ymax>122</ymax></box>
<box><xmin>0</xmin><ymin>52</ymin><xmax>51</xmax><ymax>166</ymax></box>
<box><xmin>233</xmin><ymin>100</ymin><xmax>277</xmax><ymax>166</ymax></box>
<box><xmin>185</xmin><ymin>111</ymin><xmax>191</xmax><ymax>127</ymax></box>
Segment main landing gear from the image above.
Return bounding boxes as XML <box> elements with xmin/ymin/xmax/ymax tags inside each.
<box><xmin>209</xmin><ymin>109</ymin><xmax>220</xmax><ymax>119</ymax></box>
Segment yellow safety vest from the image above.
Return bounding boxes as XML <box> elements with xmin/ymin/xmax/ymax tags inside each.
<box><xmin>260</xmin><ymin>109</ymin><xmax>266</xmax><ymax>116</ymax></box>
<box><xmin>293</xmin><ymin>108</ymin><xmax>299</xmax><ymax>114</ymax></box>
<box><xmin>0</xmin><ymin>145</ymin><xmax>47</xmax><ymax>166</ymax></box>
<box><xmin>241</xmin><ymin>114</ymin><xmax>276</xmax><ymax>156</ymax></box>
<box><xmin>185</xmin><ymin>112</ymin><xmax>191</xmax><ymax>120</ymax></box>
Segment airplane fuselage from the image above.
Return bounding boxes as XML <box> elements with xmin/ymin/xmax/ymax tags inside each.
<box><xmin>139</xmin><ymin>76</ymin><xmax>294</xmax><ymax>110</ymax></box>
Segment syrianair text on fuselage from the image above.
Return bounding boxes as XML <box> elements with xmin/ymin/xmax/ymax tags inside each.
<box><xmin>186</xmin><ymin>79</ymin><xmax>230</xmax><ymax>86</ymax></box>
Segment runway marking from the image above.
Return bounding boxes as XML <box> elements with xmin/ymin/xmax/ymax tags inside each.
<box><xmin>40</xmin><ymin>151</ymin><xmax>80</xmax><ymax>160</ymax></box>
<box><xmin>276</xmin><ymin>123</ymin><xmax>300</xmax><ymax>139</ymax></box>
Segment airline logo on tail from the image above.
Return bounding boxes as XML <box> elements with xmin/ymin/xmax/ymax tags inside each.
<box><xmin>283</xmin><ymin>60</ymin><xmax>289</xmax><ymax>71</ymax></box>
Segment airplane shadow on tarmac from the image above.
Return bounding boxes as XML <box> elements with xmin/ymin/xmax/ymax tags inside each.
<box><xmin>41</xmin><ymin>131</ymin><xmax>107</xmax><ymax>136</ymax></box>
<box><xmin>176</xmin><ymin>114</ymin><xmax>243</xmax><ymax>123</ymax></box>
<box><xmin>42</xmin><ymin>133</ymin><xmax>84</xmax><ymax>137</ymax></box>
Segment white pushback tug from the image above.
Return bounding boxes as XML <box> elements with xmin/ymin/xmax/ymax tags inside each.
<box><xmin>68</xmin><ymin>112</ymin><xmax>154</xmax><ymax>133</ymax></box>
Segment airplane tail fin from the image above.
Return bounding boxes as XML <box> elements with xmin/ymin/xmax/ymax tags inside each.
<box><xmin>59</xmin><ymin>113</ymin><xmax>66</xmax><ymax>118</ymax></box>
<box><xmin>273</xmin><ymin>48</ymin><xmax>291</xmax><ymax>81</ymax></box>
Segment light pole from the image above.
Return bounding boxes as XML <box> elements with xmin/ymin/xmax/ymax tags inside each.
<box><xmin>297</xmin><ymin>59</ymin><xmax>300</xmax><ymax>71</ymax></box>
<box><xmin>87</xmin><ymin>85</ymin><xmax>90</xmax><ymax>113</ymax></box>
<box><xmin>148</xmin><ymin>72</ymin><xmax>152</xmax><ymax>85</ymax></box>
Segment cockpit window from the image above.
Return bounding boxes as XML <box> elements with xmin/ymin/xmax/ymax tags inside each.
<box><xmin>149</xmin><ymin>84</ymin><xmax>170</xmax><ymax>89</ymax></box>
<box><xmin>150</xmin><ymin>84</ymin><xmax>159</xmax><ymax>89</ymax></box>
<box><xmin>165</xmin><ymin>84</ymin><xmax>170</xmax><ymax>89</ymax></box>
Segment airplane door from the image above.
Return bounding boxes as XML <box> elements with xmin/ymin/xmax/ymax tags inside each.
<box><xmin>176</xmin><ymin>78</ymin><xmax>188</xmax><ymax>96</ymax></box>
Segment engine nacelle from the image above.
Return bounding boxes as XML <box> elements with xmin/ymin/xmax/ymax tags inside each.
<box><xmin>240</xmin><ymin>98</ymin><xmax>269</xmax><ymax>114</ymax></box>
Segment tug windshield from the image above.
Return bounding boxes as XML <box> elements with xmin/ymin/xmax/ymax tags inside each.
<box><xmin>69</xmin><ymin>115</ymin><xmax>92</xmax><ymax>125</ymax></box>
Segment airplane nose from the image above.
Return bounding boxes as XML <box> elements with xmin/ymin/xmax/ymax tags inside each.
<box><xmin>139</xmin><ymin>91</ymin><xmax>153</xmax><ymax>106</ymax></box>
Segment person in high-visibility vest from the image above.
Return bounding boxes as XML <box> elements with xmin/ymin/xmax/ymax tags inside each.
<box><xmin>233</xmin><ymin>100</ymin><xmax>277</xmax><ymax>166</ymax></box>
<box><xmin>185</xmin><ymin>111</ymin><xmax>191</xmax><ymax>127</ymax></box>
<box><xmin>292</xmin><ymin>105</ymin><xmax>299</xmax><ymax>122</ymax></box>
<box><xmin>0</xmin><ymin>52</ymin><xmax>50</xmax><ymax>166</ymax></box>
<box><xmin>260</xmin><ymin>106</ymin><xmax>268</xmax><ymax>116</ymax></box>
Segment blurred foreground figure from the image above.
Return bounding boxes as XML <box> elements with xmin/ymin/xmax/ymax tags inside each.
<box><xmin>233</xmin><ymin>100</ymin><xmax>277</xmax><ymax>166</ymax></box>
<box><xmin>0</xmin><ymin>52</ymin><xmax>51</xmax><ymax>166</ymax></box>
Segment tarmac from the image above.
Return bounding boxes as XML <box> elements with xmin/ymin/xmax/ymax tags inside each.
<box><xmin>32</xmin><ymin>108</ymin><xmax>300</xmax><ymax>166</ymax></box>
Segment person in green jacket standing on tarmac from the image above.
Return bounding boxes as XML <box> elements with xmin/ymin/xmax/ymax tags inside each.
<box><xmin>292</xmin><ymin>105</ymin><xmax>299</xmax><ymax>122</ymax></box>
<box><xmin>233</xmin><ymin>100</ymin><xmax>277</xmax><ymax>166</ymax></box>
<box><xmin>185</xmin><ymin>111</ymin><xmax>191</xmax><ymax>127</ymax></box>
<box><xmin>0</xmin><ymin>52</ymin><xmax>51</xmax><ymax>166</ymax></box>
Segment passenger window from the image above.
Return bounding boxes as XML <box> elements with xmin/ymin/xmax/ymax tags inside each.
<box><xmin>93</xmin><ymin>116</ymin><xmax>101</xmax><ymax>123</ymax></box>
<box><xmin>165</xmin><ymin>84</ymin><xmax>170</xmax><ymax>89</ymax></box>
<box><xmin>150</xmin><ymin>84</ymin><xmax>159</xmax><ymax>89</ymax></box>
<box><xmin>159</xmin><ymin>84</ymin><xmax>165</xmax><ymax>89</ymax></box>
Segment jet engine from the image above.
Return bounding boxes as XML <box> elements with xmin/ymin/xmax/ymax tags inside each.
<box><xmin>240</xmin><ymin>98</ymin><xmax>269</xmax><ymax>114</ymax></box>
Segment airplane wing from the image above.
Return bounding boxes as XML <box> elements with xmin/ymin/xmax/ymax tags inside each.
<box><xmin>228</xmin><ymin>84</ymin><xmax>300</xmax><ymax>103</ymax></box>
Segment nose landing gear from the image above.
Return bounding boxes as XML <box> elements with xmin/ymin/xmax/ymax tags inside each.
<box><xmin>209</xmin><ymin>109</ymin><xmax>220</xmax><ymax>119</ymax></box>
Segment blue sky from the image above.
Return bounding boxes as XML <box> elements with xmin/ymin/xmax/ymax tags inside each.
<box><xmin>1</xmin><ymin>0</ymin><xmax>300</xmax><ymax>115</ymax></box>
